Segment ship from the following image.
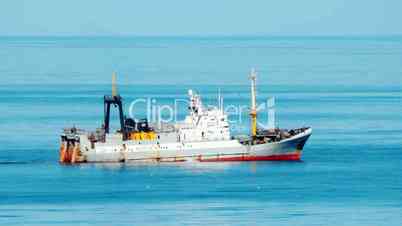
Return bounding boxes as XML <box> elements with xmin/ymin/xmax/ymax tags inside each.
<box><xmin>59</xmin><ymin>70</ymin><xmax>312</xmax><ymax>164</ymax></box>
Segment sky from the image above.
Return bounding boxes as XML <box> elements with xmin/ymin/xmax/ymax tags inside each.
<box><xmin>2</xmin><ymin>0</ymin><xmax>402</xmax><ymax>36</ymax></box>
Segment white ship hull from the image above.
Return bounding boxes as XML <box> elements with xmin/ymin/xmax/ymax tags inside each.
<box><xmin>76</xmin><ymin>128</ymin><xmax>312</xmax><ymax>163</ymax></box>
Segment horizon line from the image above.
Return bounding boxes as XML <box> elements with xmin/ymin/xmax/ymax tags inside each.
<box><xmin>1</xmin><ymin>34</ymin><xmax>402</xmax><ymax>39</ymax></box>
<box><xmin>0</xmin><ymin>83</ymin><xmax>400</xmax><ymax>88</ymax></box>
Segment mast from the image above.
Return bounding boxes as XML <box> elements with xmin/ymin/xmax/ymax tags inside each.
<box><xmin>250</xmin><ymin>68</ymin><xmax>257</xmax><ymax>138</ymax></box>
<box><xmin>112</xmin><ymin>72</ymin><xmax>118</xmax><ymax>97</ymax></box>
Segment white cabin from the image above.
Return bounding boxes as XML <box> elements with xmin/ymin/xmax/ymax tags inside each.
<box><xmin>176</xmin><ymin>90</ymin><xmax>230</xmax><ymax>142</ymax></box>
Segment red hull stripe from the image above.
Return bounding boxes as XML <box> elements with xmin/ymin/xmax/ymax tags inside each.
<box><xmin>199</xmin><ymin>153</ymin><xmax>301</xmax><ymax>162</ymax></box>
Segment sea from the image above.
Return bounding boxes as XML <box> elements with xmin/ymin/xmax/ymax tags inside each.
<box><xmin>0</xmin><ymin>36</ymin><xmax>401</xmax><ymax>225</ymax></box>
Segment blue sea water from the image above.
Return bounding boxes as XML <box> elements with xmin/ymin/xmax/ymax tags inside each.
<box><xmin>0</xmin><ymin>36</ymin><xmax>401</xmax><ymax>225</ymax></box>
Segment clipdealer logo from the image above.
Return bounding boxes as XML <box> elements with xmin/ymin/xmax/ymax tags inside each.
<box><xmin>128</xmin><ymin>97</ymin><xmax>277</xmax><ymax>130</ymax></box>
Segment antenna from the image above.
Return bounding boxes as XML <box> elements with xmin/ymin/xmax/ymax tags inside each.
<box><xmin>112</xmin><ymin>72</ymin><xmax>118</xmax><ymax>97</ymax></box>
<box><xmin>218</xmin><ymin>88</ymin><xmax>221</xmax><ymax>111</ymax></box>
<box><xmin>221</xmin><ymin>92</ymin><xmax>224</xmax><ymax>113</ymax></box>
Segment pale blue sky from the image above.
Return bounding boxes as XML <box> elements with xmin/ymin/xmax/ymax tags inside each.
<box><xmin>2</xmin><ymin>0</ymin><xmax>402</xmax><ymax>36</ymax></box>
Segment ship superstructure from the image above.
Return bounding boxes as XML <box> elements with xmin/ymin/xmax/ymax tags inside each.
<box><xmin>59</xmin><ymin>70</ymin><xmax>312</xmax><ymax>163</ymax></box>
